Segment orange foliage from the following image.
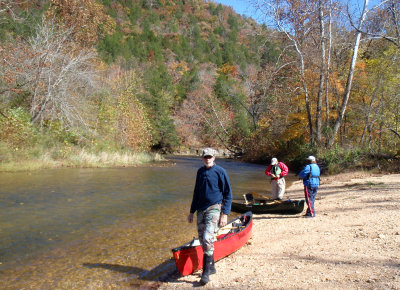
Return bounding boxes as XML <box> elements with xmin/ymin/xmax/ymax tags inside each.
<box><xmin>331</xmin><ymin>72</ymin><xmax>345</xmax><ymax>95</ymax></box>
<box><xmin>47</xmin><ymin>0</ymin><xmax>116</xmax><ymax>46</ymax></box>
<box><xmin>0</xmin><ymin>40</ymin><xmax>37</xmax><ymax>96</ymax></box>
<box><xmin>218</xmin><ymin>63</ymin><xmax>238</xmax><ymax>77</ymax></box>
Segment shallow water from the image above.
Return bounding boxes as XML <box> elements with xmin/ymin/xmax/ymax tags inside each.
<box><xmin>0</xmin><ymin>156</ymin><xmax>291</xmax><ymax>287</ymax></box>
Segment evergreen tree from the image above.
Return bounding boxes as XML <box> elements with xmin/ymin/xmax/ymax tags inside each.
<box><xmin>141</xmin><ymin>64</ymin><xmax>179</xmax><ymax>151</ymax></box>
<box><xmin>98</xmin><ymin>30</ymin><xmax>124</xmax><ymax>63</ymax></box>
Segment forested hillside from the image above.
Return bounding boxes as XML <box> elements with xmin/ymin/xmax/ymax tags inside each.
<box><xmin>0</xmin><ymin>0</ymin><xmax>399</xmax><ymax>171</ymax></box>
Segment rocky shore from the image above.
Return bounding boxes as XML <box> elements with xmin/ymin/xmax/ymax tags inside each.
<box><xmin>159</xmin><ymin>172</ymin><xmax>400</xmax><ymax>289</ymax></box>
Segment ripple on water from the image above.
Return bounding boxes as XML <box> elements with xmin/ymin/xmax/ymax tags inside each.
<box><xmin>0</xmin><ymin>156</ymin><xmax>281</xmax><ymax>288</ymax></box>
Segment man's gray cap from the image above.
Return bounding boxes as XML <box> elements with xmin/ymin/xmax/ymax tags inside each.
<box><xmin>271</xmin><ymin>157</ymin><xmax>278</xmax><ymax>165</ymax></box>
<box><xmin>202</xmin><ymin>148</ymin><xmax>215</xmax><ymax>157</ymax></box>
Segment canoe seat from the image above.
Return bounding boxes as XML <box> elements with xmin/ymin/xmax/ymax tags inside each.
<box><xmin>243</xmin><ymin>193</ymin><xmax>254</xmax><ymax>204</ymax></box>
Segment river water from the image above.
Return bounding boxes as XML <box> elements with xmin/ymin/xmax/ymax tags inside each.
<box><xmin>0</xmin><ymin>156</ymin><xmax>285</xmax><ymax>287</ymax></box>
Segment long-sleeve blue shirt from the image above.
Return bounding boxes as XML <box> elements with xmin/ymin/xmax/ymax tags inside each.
<box><xmin>299</xmin><ymin>163</ymin><xmax>321</xmax><ymax>188</ymax></box>
<box><xmin>190</xmin><ymin>164</ymin><xmax>232</xmax><ymax>215</ymax></box>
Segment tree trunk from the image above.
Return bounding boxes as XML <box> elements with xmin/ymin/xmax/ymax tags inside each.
<box><xmin>360</xmin><ymin>78</ymin><xmax>380</xmax><ymax>145</ymax></box>
<box><xmin>325</xmin><ymin>0</ymin><xmax>333</xmax><ymax>145</ymax></box>
<box><xmin>316</xmin><ymin>0</ymin><xmax>326</xmax><ymax>143</ymax></box>
<box><xmin>328</xmin><ymin>0</ymin><xmax>370</xmax><ymax>147</ymax></box>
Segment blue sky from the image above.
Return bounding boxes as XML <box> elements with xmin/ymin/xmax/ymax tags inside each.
<box><xmin>211</xmin><ymin>0</ymin><xmax>382</xmax><ymax>24</ymax></box>
<box><xmin>211</xmin><ymin>0</ymin><xmax>259</xmax><ymax>20</ymax></box>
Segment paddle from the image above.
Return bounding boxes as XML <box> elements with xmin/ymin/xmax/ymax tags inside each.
<box><xmin>249</xmin><ymin>191</ymin><xmax>271</xmax><ymax>200</ymax></box>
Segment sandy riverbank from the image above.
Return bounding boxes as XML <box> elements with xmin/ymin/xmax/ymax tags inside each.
<box><xmin>159</xmin><ymin>171</ymin><xmax>400</xmax><ymax>289</ymax></box>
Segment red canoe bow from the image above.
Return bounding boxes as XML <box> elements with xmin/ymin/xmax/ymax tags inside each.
<box><xmin>172</xmin><ymin>211</ymin><xmax>253</xmax><ymax>276</ymax></box>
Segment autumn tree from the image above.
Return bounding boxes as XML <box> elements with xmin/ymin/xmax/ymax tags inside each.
<box><xmin>97</xmin><ymin>68</ymin><xmax>153</xmax><ymax>151</ymax></box>
<box><xmin>350</xmin><ymin>0</ymin><xmax>400</xmax><ymax>49</ymax></box>
<box><xmin>354</xmin><ymin>42</ymin><xmax>400</xmax><ymax>152</ymax></box>
<box><xmin>327</xmin><ymin>0</ymin><xmax>370</xmax><ymax>147</ymax></box>
<box><xmin>251</xmin><ymin>0</ymin><xmax>386</xmax><ymax>151</ymax></box>
<box><xmin>46</xmin><ymin>0</ymin><xmax>115</xmax><ymax>47</ymax></box>
<box><xmin>175</xmin><ymin>64</ymin><xmax>240</xmax><ymax>154</ymax></box>
<box><xmin>252</xmin><ymin>0</ymin><xmax>337</xmax><ymax>146</ymax></box>
<box><xmin>0</xmin><ymin>20</ymin><xmax>98</xmax><ymax>130</ymax></box>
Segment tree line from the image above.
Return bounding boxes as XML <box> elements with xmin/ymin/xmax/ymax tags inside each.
<box><xmin>0</xmin><ymin>0</ymin><xmax>399</xmax><ymax>171</ymax></box>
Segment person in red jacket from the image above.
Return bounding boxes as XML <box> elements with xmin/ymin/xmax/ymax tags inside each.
<box><xmin>265</xmin><ymin>157</ymin><xmax>289</xmax><ymax>200</ymax></box>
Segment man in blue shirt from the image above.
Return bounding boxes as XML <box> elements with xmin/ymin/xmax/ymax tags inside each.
<box><xmin>299</xmin><ymin>156</ymin><xmax>321</xmax><ymax>218</ymax></box>
<box><xmin>188</xmin><ymin>147</ymin><xmax>232</xmax><ymax>285</ymax></box>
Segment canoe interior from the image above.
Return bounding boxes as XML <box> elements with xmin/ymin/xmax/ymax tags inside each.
<box><xmin>231</xmin><ymin>198</ymin><xmax>305</xmax><ymax>214</ymax></box>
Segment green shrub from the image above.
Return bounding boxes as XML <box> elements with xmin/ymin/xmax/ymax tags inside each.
<box><xmin>0</xmin><ymin>107</ymin><xmax>35</xmax><ymax>149</ymax></box>
<box><xmin>45</xmin><ymin>121</ymin><xmax>79</xmax><ymax>145</ymax></box>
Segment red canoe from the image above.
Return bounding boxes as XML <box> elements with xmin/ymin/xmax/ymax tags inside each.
<box><xmin>172</xmin><ymin>211</ymin><xmax>253</xmax><ymax>276</ymax></box>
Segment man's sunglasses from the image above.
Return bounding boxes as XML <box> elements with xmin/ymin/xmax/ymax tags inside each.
<box><xmin>203</xmin><ymin>155</ymin><xmax>213</xmax><ymax>159</ymax></box>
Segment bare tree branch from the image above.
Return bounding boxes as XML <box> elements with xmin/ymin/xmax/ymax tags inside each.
<box><xmin>389</xmin><ymin>128</ymin><xmax>400</xmax><ymax>140</ymax></box>
<box><xmin>1</xmin><ymin>20</ymin><xmax>100</xmax><ymax>131</ymax></box>
<box><xmin>348</xmin><ymin>0</ymin><xmax>400</xmax><ymax>48</ymax></box>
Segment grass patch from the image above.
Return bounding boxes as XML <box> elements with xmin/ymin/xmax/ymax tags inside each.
<box><xmin>0</xmin><ymin>148</ymin><xmax>164</xmax><ymax>172</ymax></box>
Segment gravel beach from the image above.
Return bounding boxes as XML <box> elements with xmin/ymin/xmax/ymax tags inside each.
<box><xmin>159</xmin><ymin>172</ymin><xmax>400</xmax><ymax>289</ymax></box>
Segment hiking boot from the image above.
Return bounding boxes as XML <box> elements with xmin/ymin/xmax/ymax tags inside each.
<box><xmin>209</xmin><ymin>254</ymin><xmax>216</xmax><ymax>275</ymax></box>
<box><xmin>200</xmin><ymin>254</ymin><xmax>213</xmax><ymax>285</ymax></box>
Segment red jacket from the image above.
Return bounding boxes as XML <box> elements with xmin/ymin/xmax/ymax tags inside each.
<box><xmin>265</xmin><ymin>162</ymin><xmax>289</xmax><ymax>180</ymax></box>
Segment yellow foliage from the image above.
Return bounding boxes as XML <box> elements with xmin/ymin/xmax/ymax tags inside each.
<box><xmin>258</xmin><ymin>116</ymin><xmax>271</xmax><ymax>129</ymax></box>
<box><xmin>98</xmin><ymin>69</ymin><xmax>152</xmax><ymax>151</ymax></box>
<box><xmin>117</xmin><ymin>89</ymin><xmax>153</xmax><ymax>151</ymax></box>
<box><xmin>332</xmin><ymin>73</ymin><xmax>345</xmax><ymax>95</ymax></box>
<box><xmin>282</xmin><ymin>111</ymin><xmax>309</xmax><ymax>142</ymax></box>
<box><xmin>169</xmin><ymin>61</ymin><xmax>189</xmax><ymax>77</ymax></box>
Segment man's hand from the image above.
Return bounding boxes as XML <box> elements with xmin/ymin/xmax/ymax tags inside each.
<box><xmin>219</xmin><ymin>214</ymin><xmax>228</xmax><ymax>227</ymax></box>
<box><xmin>271</xmin><ymin>174</ymin><xmax>276</xmax><ymax>178</ymax></box>
<box><xmin>187</xmin><ymin>213</ymin><xmax>194</xmax><ymax>223</ymax></box>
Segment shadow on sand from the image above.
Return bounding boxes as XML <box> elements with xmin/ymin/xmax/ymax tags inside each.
<box><xmin>83</xmin><ymin>258</ymin><xmax>201</xmax><ymax>288</ymax></box>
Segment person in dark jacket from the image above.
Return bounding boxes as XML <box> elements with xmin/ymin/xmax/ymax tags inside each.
<box><xmin>298</xmin><ymin>155</ymin><xmax>321</xmax><ymax>218</ymax></box>
<box><xmin>187</xmin><ymin>147</ymin><xmax>233</xmax><ymax>285</ymax></box>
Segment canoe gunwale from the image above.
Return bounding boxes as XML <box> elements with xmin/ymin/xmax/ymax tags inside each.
<box><xmin>231</xmin><ymin>199</ymin><xmax>305</xmax><ymax>214</ymax></box>
<box><xmin>172</xmin><ymin>211</ymin><xmax>253</xmax><ymax>252</ymax></box>
<box><xmin>171</xmin><ymin>212</ymin><xmax>253</xmax><ymax>276</ymax></box>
